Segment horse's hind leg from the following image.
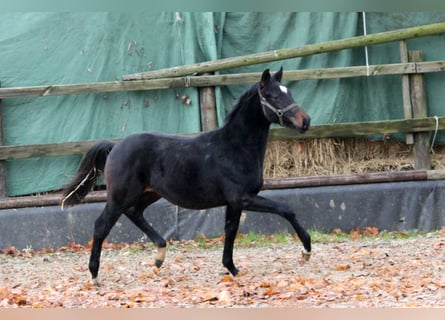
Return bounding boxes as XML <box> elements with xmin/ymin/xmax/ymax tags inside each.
<box><xmin>89</xmin><ymin>202</ymin><xmax>122</xmax><ymax>285</ymax></box>
<box><xmin>125</xmin><ymin>192</ymin><xmax>167</xmax><ymax>268</ymax></box>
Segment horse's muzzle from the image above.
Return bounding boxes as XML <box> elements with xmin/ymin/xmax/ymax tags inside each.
<box><xmin>292</xmin><ymin>110</ymin><xmax>311</xmax><ymax>133</ymax></box>
<box><xmin>301</xmin><ymin>116</ymin><xmax>311</xmax><ymax>132</ymax></box>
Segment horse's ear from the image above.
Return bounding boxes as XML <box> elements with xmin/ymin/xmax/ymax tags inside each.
<box><xmin>261</xmin><ymin>69</ymin><xmax>271</xmax><ymax>85</ymax></box>
<box><xmin>273</xmin><ymin>67</ymin><xmax>283</xmax><ymax>82</ymax></box>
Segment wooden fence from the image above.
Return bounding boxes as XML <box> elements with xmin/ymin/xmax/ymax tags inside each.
<box><xmin>1</xmin><ymin>22</ymin><xmax>445</xmax><ymax>208</ymax></box>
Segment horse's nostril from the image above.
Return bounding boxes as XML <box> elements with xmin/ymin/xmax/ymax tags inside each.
<box><xmin>302</xmin><ymin>117</ymin><xmax>310</xmax><ymax>131</ymax></box>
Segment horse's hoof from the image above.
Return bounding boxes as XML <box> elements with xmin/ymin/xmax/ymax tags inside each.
<box><xmin>301</xmin><ymin>249</ymin><xmax>311</xmax><ymax>261</ymax></box>
<box><xmin>154</xmin><ymin>247</ymin><xmax>166</xmax><ymax>268</ymax></box>
<box><xmin>155</xmin><ymin>259</ymin><xmax>164</xmax><ymax>268</ymax></box>
<box><xmin>92</xmin><ymin>277</ymin><xmax>100</xmax><ymax>287</ymax></box>
<box><xmin>228</xmin><ymin>267</ymin><xmax>239</xmax><ymax>277</ymax></box>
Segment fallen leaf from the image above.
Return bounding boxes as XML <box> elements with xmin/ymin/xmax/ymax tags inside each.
<box><xmin>162</xmin><ymin>278</ymin><xmax>175</xmax><ymax>287</ymax></box>
<box><xmin>219</xmin><ymin>274</ymin><xmax>235</xmax><ymax>283</ymax></box>
<box><xmin>176</xmin><ymin>276</ymin><xmax>188</xmax><ymax>282</ymax></box>
<box><xmin>2</xmin><ymin>246</ymin><xmax>16</xmax><ymax>255</ymax></box>
<box><xmin>433</xmin><ymin>241</ymin><xmax>445</xmax><ymax>250</ymax></box>
<box><xmin>11</xmin><ymin>293</ymin><xmax>27</xmax><ymax>306</ymax></box>
<box><xmin>277</xmin><ymin>279</ymin><xmax>289</xmax><ymax>288</ymax></box>
<box><xmin>201</xmin><ymin>293</ymin><xmax>218</xmax><ymax>302</ymax></box>
<box><xmin>335</xmin><ymin>264</ymin><xmax>351</xmax><ymax>271</ymax></box>
<box><xmin>263</xmin><ymin>286</ymin><xmax>279</xmax><ymax>297</ymax></box>
<box><xmin>350</xmin><ymin>227</ymin><xmax>362</xmax><ymax>241</ymax></box>
<box><xmin>364</xmin><ymin>226</ymin><xmax>379</xmax><ymax>237</ymax></box>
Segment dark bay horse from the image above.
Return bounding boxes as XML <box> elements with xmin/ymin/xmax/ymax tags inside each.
<box><xmin>61</xmin><ymin>68</ymin><xmax>311</xmax><ymax>284</ymax></box>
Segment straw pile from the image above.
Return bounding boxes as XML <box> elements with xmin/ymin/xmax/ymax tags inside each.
<box><xmin>263</xmin><ymin>138</ymin><xmax>445</xmax><ymax>179</ymax></box>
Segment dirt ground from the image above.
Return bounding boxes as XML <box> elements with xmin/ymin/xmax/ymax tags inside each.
<box><xmin>1</xmin><ymin>234</ymin><xmax>444</xmax><ymax>308</ymax></box>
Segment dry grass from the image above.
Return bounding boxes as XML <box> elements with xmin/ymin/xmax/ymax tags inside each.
<box><xmin>263</xmin><ymin>138</ymin><xmax>445</xmax><ymax>178</ymax></box>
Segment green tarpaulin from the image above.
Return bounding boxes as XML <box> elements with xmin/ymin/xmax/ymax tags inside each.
<box><xmin>1</xmin><ymin>12</ymin><xmax>445</xmax><ymax>196</ymax></box>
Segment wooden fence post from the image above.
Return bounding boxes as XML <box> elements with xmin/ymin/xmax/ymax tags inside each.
<box><xmin>399</xmin><ymin>41</ymin><xmax>414</xmax><ymax>145</ymax></box>
<box><xmin>198</xmin><ymin>72</ymin><xmax>217</xmax><ymax>131</ymax></box>
<box><xmin>0</xmin><ymin>80</ymin><xmax>7</xmax><ymax>198</ymax></box>
<box><xmin>409</xmin><ymin>50</ymin><xmax>431</xmax><ymax>170</ymax></box>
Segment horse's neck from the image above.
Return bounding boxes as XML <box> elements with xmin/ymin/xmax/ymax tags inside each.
<box><xmin>221</xmin><ymin>95</ymin><xmax>271</xmax><ymax>158</ymax></box>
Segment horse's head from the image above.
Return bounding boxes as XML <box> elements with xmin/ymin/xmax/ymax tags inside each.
<box><xmin>258</xmin><ymin>68</ymin><xmax>310</xmax><ymax>133</ymax></box>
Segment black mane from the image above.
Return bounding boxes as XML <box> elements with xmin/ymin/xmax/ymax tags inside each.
<box><xmin>223</xmin><ymin>83</ymin><xmax>260</xmax><ymax>125</ymax></box>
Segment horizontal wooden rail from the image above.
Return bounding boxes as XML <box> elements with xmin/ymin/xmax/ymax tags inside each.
<box><xmin>262</xmin><ymin>169</ymin><xmax>445</xmax><ymax>189</ymax></box>
<box><xmin>0</xmin><ymin>138</ymin><xmax>121</xmax><ymax>161</ymax></box>
<box><xmin>1</xmin><ymin>61</ymin><xmax>445</xmax><ymax>99</ymax></box>
<box><xmin>122</xmin><ymin>22</ymin><xmax>445</xmax><ymax>80</ymax></box>
<box><xmin>0</xmin><ymin>117</ymin><xmax>443</xmax><ymax>161</ymax></box>
<box><xmin>270</xmin><ymin>116</ymin><xmax>445</xmax><ymax>140</ymax></box>
<box><xmin>0</xmin><ymin>191</ymin><xmax>106</xmax><ymax>210</ymax></box>
<box><xmin>2</xmin><ymin>169</ymin><xmax>445</xmax><ymax>210</ymax></box>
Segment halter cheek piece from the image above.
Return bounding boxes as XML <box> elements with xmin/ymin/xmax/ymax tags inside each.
<box><xmin>257</xmin><ymin>88</ymin><xmax>298</xmax><ymax>126</ymax></box>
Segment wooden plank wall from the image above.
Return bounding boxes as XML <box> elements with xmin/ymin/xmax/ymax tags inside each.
<box><xmin>1</xmin><ymin>22</ymin><xmax>445</xmax><ymax>205</ymax></box>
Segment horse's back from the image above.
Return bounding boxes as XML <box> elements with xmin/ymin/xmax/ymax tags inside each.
<box><xmin>104</xmin><ymin>132</ymin><xmax>223</xmax><ymax>206</ymax></box>
<box><xmin>104</xmin><ymin>129</ymin><xmax>263</xmax><ymax>209</ymax></box>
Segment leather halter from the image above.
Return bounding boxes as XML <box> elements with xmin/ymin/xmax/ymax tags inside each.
<box><xmin>257</xmin><ymin>88</ymin><xmax>298</xmax><ymax>126</ymax></box>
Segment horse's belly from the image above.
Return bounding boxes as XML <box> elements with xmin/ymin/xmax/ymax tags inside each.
<box><xmin>153</xmin><ymin>182</ymin><xmax>225</xmax><ymax>210</ymax></box>
<box><xmin>162</xmin><ymin>192</ymin><xmax>225</xmax><ymax>210</ymax></box>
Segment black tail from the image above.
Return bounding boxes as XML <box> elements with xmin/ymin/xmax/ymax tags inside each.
<box><xmin>61</xmin><ymin>141</ymin><xmax>115</xmax><ymax>209</ymax></box>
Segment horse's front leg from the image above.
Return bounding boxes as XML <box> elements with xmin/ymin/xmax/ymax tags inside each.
<box><xmin>243</xmin><ymin>195</ymin><xmax>311</xmax><ymax>260</ymax></box>
<box><xmin>222</xmin><ymin>205</ymin><xmax>242</xmax><ymax>276</ymax></box>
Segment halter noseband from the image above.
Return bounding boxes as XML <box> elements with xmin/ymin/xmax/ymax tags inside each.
<box><xmin>257</xmin><ymin>88</ymin><xmax>298</xmax><ymax>126</ymax></box>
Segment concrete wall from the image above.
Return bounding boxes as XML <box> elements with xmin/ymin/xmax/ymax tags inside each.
<box><xmin>1</xmin><ymin>180</ymin><xmax>444</xmax><ymax>250</ymax></box>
